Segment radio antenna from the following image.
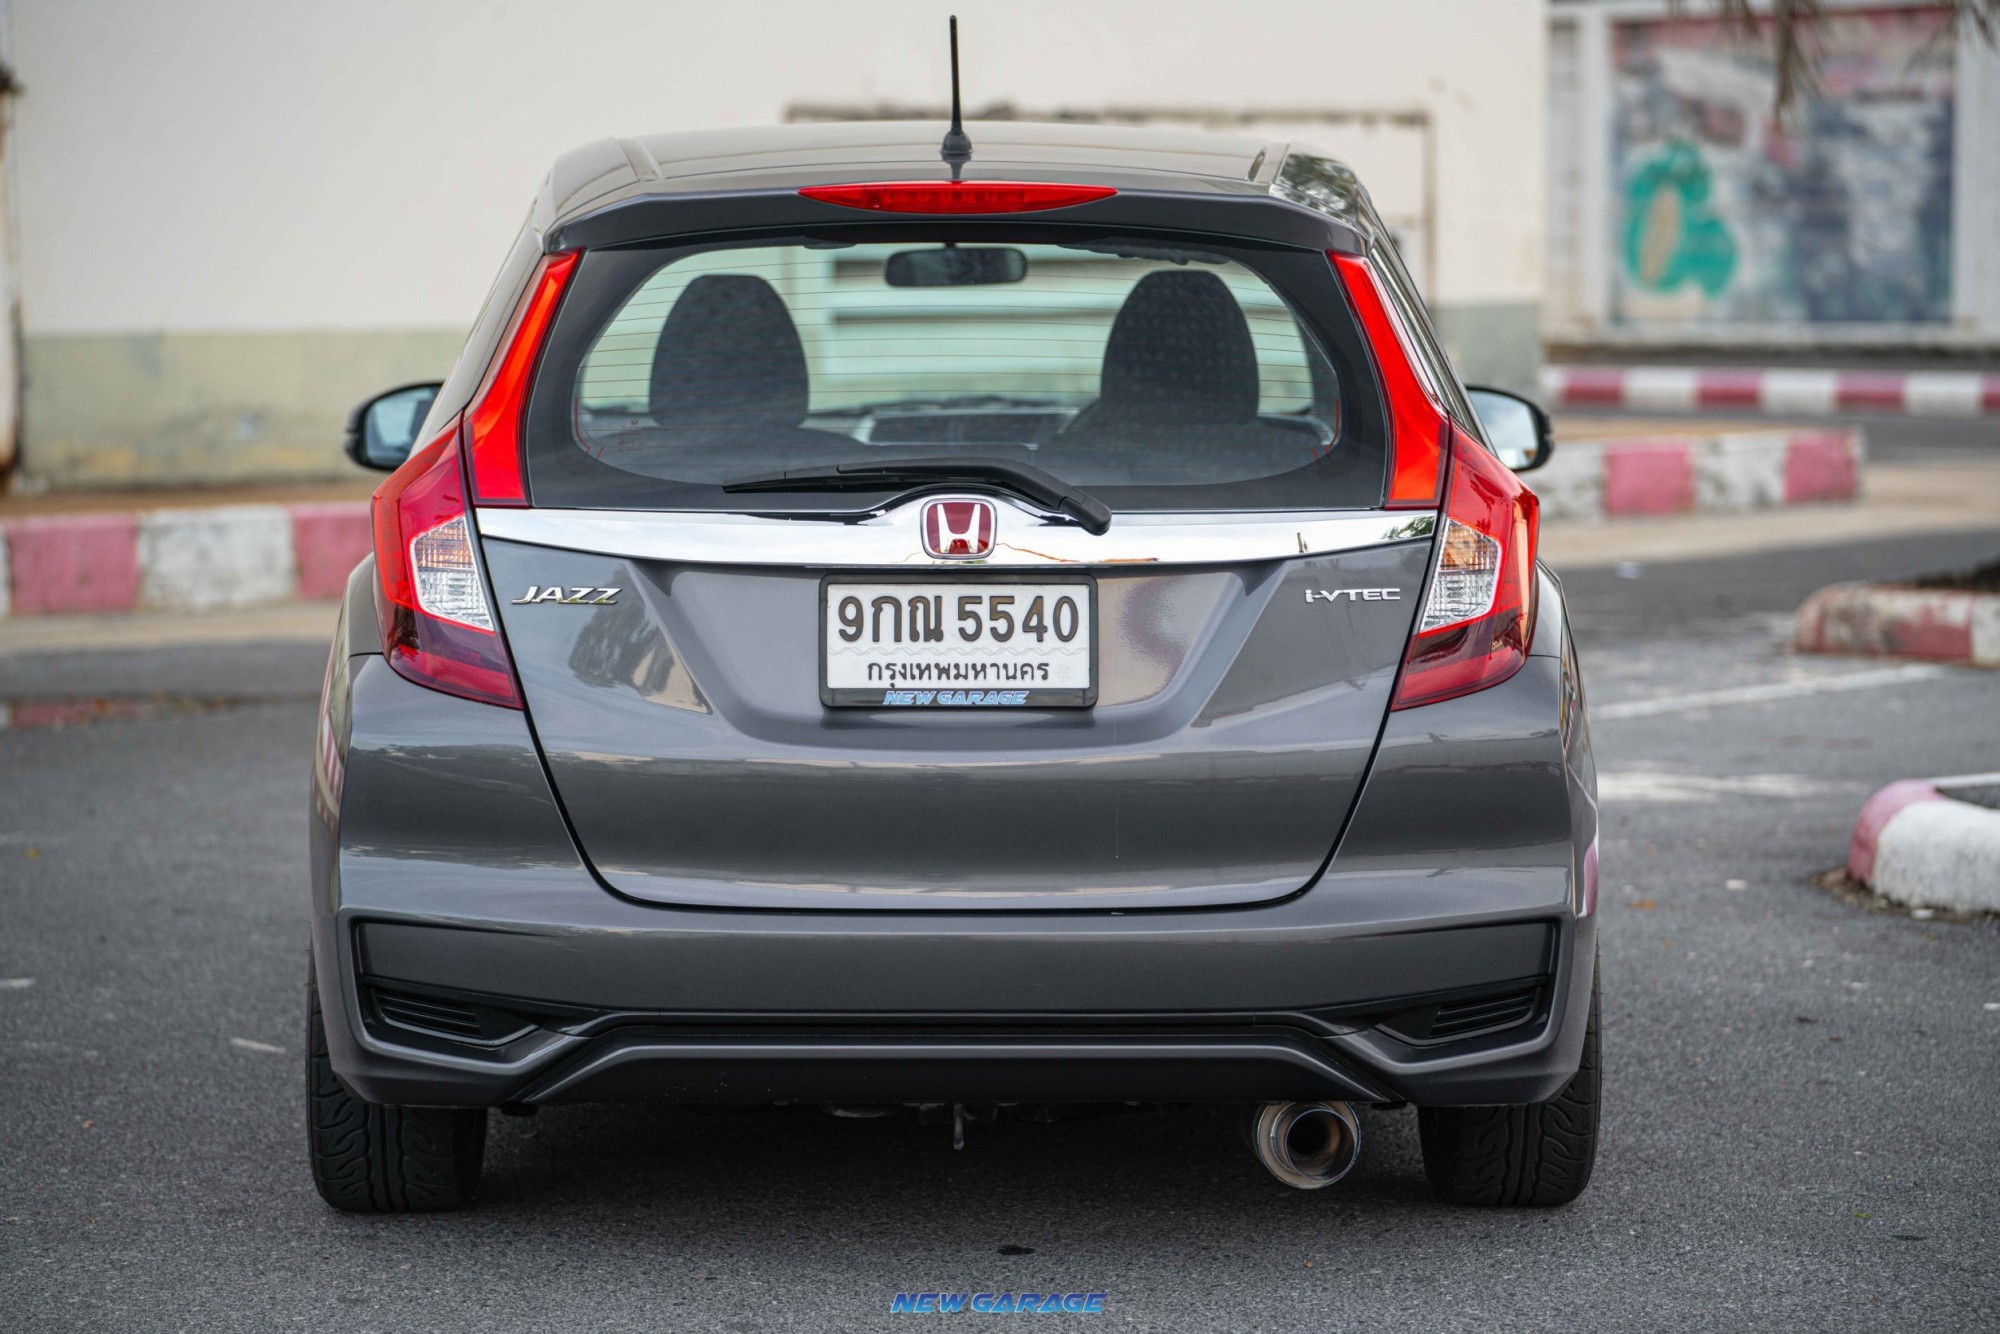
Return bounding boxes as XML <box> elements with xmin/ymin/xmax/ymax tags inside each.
<box><xmin>940</xmin><ymin>15</ymin><xmax>973</xmax><ymax>179</ymax></box>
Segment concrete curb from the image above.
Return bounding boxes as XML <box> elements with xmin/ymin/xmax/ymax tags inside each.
<box><xmin>0</xmin><ymin>428</ymin><xmax>1868</xmax><ymax>617</ymax></box>
<box><xmin>0</xmin><ymin>501</ymin><xmax>372</xmax><ymax>617</ymax></box>
<box><xmin>1849</xmin><ymin>774</ymin><xmax>2000</xmax><ymax>914</ymax></box>
<box><xmin>1796</xmin><ymin>583</ymin><xmax>2000</xmax><ymax>668</ymax></box>
<box><xmin>1544</xmin><ymin>365</ymin><xmax>2000</xmax><ymax>418</ymax></box>
<box><xmin>1527</xmin><ymin>427</ymin><xmax>1863</xmax><ymax>521</ymax></box>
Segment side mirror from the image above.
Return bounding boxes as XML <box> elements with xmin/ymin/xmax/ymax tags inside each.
<box><xmin>345</xmin><ymin>382</ymin><xmax>443</xmax><ymax>471</ymax></box>
<box><xmin>1466</xmin><ymin>386</ymin><xmax>1554</xmax><ymax>473</ymax></box>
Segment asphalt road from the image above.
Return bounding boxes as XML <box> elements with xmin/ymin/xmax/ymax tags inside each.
<box><xmin>3</xmin><ymin>531</ymin><xmax>1998</xmax><ymax>1331</ymax></box>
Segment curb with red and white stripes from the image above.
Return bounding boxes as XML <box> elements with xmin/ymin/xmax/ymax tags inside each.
<box><xmin>1849</xmin><ymin>774</ymin><xmax>2000</xmax><ymax>914</ymax></box>
<box><xmin>0</xmin><ymin>502</ymin><xmax>372</xmax><ymax>618</ymax></box>
<box><xmin>1543</xmin><ymin>365</ymin><xmax>2000</xmax><ymax>418</ymax></box>
<box><xmin>0</xmin><ymin>425</ymin><xmax>1867</xmax><ymax>618</ymax></box>
<box><xmin>1796</xmin><ymin>583</ymin><xmax>2000</xmax><ymax>668</ymax></box>
<box><xmin>1526</xmin><ymin>426</ymin><xmax>1863</xmax><ymax>521</ymax></box>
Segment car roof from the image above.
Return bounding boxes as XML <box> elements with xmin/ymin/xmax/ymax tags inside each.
<box><xmin>534</xmin><ymin>121</ymin><xmax>1369</xmax><ymax>241</ymax></box>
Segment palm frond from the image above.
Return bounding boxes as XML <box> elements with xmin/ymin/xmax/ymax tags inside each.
<box><xmin>1670</xmin><ymin>0</ymin><xmax>1997</xmax><ymax>115</ymax></box>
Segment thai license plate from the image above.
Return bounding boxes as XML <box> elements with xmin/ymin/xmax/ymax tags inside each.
<box><xmin>821</xmin><ymin>578</ymin><xmax>1097</xmax><ymax>708</ymax></box>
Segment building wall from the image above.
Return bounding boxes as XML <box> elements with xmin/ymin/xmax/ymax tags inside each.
<box><xmin>9</xmin><ymin>0</ymin><xmax>1545</xmax><ymax>488</ymax></box>
<box><xmin>1547</xmin><ymin>0</ymin><xmax>2000</xmax><ymax>353</ymax></box>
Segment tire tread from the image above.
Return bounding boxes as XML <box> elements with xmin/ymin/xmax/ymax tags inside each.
<box><xmin>1417</xmin><ymin>963</ymin><xmax>1600</xmax><ymax>1207</ymax></box>
<box><xmin>307</xmin><ymin>970</ymin><xmax>486</xmax><ymax>1212</ymax></box>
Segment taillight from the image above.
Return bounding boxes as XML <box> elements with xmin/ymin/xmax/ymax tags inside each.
<box><xmin>1331</xmin><ymin>252</ymin><xmax>1445</xmax><ymax>508</ymax></box>
<box><xmin>797</xmin><ymin>181</ymin><xmax>1116</xmax><ymax>213</ymax></box>
<box><xmin>466</xmin><ymin>251</ymin><xmax>579</xmax><ymax>506</ymax></box>
<box><xmin>1391</xmin><ymin>427</ymin><xmax>1540</xmax><ymax>710</ymax></box>
<box><xmin>371</xmin><ymin>419</ymin><xmax>520</xmax><ymax>709</ymax></box>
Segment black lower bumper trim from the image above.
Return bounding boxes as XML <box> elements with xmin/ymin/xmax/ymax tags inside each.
<box><xmin>322</xmin><ymin>919</ymin><xmax>1591</xmax><ymax>1110</ymax></box>
<box><xmin>516</xmin><ymin>1031</ymin><xmax>1397</xmax><ymax>1106</ymax></box>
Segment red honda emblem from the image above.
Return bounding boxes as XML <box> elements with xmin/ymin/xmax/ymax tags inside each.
<box><xmin>921</xmin><ymin>498</ymin><xmax>996</xmax><ymax>559</ymax></box>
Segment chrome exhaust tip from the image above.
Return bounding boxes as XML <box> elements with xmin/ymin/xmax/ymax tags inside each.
<box><xmin>1249</xmin><ymin>1100</ymin><xmax>1361</xmax><ymax>1190</ymax></box>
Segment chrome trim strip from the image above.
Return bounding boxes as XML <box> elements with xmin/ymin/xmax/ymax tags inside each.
<box><xmin>476</xmin><ymin>499</ymin><xmax>1435</xmax><ymax>568</ymax></box>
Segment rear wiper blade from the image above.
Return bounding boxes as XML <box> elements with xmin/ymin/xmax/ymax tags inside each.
<box><xmin>724</xmin><ymin>456</ymin><xmax>1112</xmax><ymax>535</ymax></box>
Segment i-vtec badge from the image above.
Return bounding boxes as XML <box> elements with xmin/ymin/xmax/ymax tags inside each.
<box><xmin>512</xmin><ymin>586</ymin><xmax>620</xmax><ymax>605</ymax></box>
<box><xmin>1305</xmin><ymin>588</ymin><xmax>1401</xmax><ymax>603</ymax></box>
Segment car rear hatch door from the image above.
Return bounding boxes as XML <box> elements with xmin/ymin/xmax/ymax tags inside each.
<box><xmin>480</xmin><ymin>219</ymin><xmax>1442</xmax><ymax>910</ymax></box>
<box><xmin>485</xmin><ymin>504</ymin><xmax>1429</xmax><ymax>910</ymax></box>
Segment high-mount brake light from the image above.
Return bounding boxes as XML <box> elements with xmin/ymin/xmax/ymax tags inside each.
<box><xmin>466</xmin><ymin>250</ymin><xmax>579</xmax><ymax>506</ymax></box>
<box><xmin>371</xmin><ymin>420</ymin><xmax>521</xmax><ymax>709</ymax></box>
<box><xmin>1330</xmin><ymin>252</ymin><xmax>1445</xmax><ymax>508</ymax></box>
<box><xmin>1391</xmin><ymin>427</ymin><xmax>1540</xmax><ymax>710</ymax></box>
<box><xmin>798</xmin><ymin>181</ymin><xmax>1116</xmax><ymax>214</ymax></box>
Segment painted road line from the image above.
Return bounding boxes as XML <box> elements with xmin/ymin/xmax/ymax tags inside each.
<box><xmin>1594</xmin><ymin>663</ymin><xmax>1953</xmax><ymax>720</ymax></box>
<box><xmin>1597</xmin><ymin>770</ymin><xmax>1858</xmax><ymax>803</ymax></box>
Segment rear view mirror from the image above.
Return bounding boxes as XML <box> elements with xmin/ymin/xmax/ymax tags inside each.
<box><xmin>884</xmin><ymin>247</ymin><xmax>1027</xmax><ymax>288</ymax></box>
<box><xmin>346</xmin><ymin>382</ymin><xmax>443</xmax><ymax>471</ymax></box>
<box><xmin>1466</xmin><ymin>386</ymin><xmax>1554</xmax><ymax>473</ymax></box>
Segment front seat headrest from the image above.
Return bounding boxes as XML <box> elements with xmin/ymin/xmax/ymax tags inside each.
<box><xmin>1093</xmin><ymin>270</ymin><xmax>1261</xmax><ymax>425</ymax></box>
<box><xmin>649</xmin><ymin>274</ymin><xmax>810</xmax><ymax>429</ymax></box>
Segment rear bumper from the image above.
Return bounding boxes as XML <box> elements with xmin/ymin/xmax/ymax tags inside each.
<box><xmin>319</xmin><ymin>908</ymin><xmax>1595</xmax><ymax>1109</ymax></box>
<box><xmin>311</xmin><ymin>601</ymin><xmax>1598</xmax><ymax>1109</ymax></box>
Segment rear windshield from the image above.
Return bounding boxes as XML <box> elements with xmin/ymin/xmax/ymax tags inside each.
<box><xmin>525</xmin><ymin>229</ymin><xmax>1387</xmax><ymax>513</ymax></box>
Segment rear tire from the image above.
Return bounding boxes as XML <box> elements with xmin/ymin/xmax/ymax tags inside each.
<box><xmin>307</xmin><ymin>966</ymin><xmax>487</xmax><ymax>1212</ymax></box>
<box><xmin>1417</xmin><ymin>961</ymin><xmax>1600</xmax><ymax>1207</ymax></box>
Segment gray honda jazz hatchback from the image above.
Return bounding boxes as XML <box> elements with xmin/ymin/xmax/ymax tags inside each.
<box><xmin>310</xmin><ymin>119</ymin><xmax>1599</xmax><ymax>1212</ymax></box>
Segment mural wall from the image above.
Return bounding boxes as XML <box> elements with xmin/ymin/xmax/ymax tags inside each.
<box><xmin>1611</xmin><ymin>5</ymin><xmax>1955</xmax><ymax>328</ymax></box>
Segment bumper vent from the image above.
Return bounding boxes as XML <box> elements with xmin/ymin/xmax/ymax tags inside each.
<box><xmin>1378</xmin><ymin>986</ymin><xmax>1542</xmax><ymax>1047</ymax></box>
<box><xmin>368</xmin><ymin>986</ymin><xmax>536</xmax><ymax>1047</ymax></box>
<box><xmin>1430</xmin><ymin>990</ymin><xmax>1539</xmax><ymax>1041</ymax></box>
